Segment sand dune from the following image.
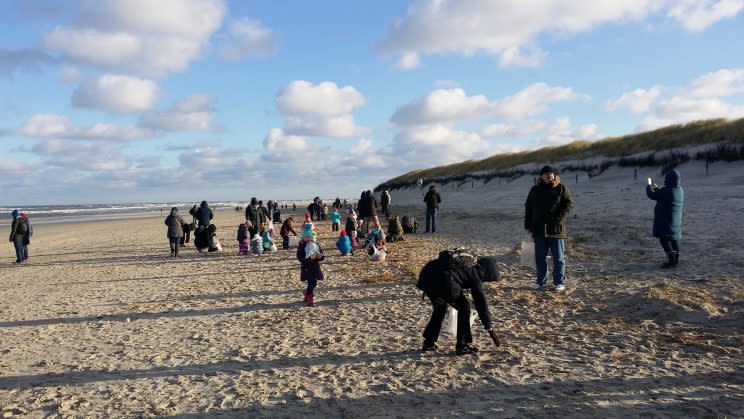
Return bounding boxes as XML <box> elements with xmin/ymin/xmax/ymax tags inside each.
<box><xmin>1</xmin><ymin>160</ymin><xmax>743</xmax><ymax>417</ymax></box>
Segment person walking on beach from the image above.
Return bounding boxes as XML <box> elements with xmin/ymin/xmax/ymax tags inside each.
<box><xmin>9</xmin><ymin>209</ymin><xmax>30</xmax><ymax>264</ymax></box>
<box><xmin>646</xmin><ymin>169</ymin><xmax>684</xmax><ymax>268</ymax></box>
<box><xmin>380</xmin><ymin>190</ymin><xmax>391</xmax><ymax>218</ymax></box>
<box><xmin>416</xmin><ymin>255</ymin><xmax>501</xmax><ymax>355</ymax></box>
<box><xmin>297</xmin><ymin>225</ymin><xmax>325</xmax><ymax>307</ymax></box>
<box><xmin>524</xmin><ymin>166</ymin><xmax>574</xmax><ymax>292</ymax></box>
<box><xmin>424</xmin><ymin>185</ymin><xmax>442</xmax><ymax>233</ymax></box>
<box><xmin>330</xmin><ymin>207</ymin><xmax>341</xmax><ymax>232</ymax></box>
<box><xmin>245</xmin><ymin>198</ymin><xmax>268</xmax><ymax>238</ymax></box>
<box><xmin>164</xmin><ymin>207</ymin><xmax>184</xmax><ymax>257</ymax></box>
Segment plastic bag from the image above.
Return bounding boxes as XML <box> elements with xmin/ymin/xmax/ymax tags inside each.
<box><xmin>441</xmin><ymin>306</ymin><xmax>477</xmax><ymax>338</ymax></box>
<box><xmin>520</xmin><ymin>234</ymin><xmax>534</xmax><ymax>267</ymax></box>
<box><xmin>288</xmin><ymin>236</ymin><xmax>300</xmax><ymax>248</ymax></box>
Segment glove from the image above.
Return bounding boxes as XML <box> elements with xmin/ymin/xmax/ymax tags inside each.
<box><xmin>487</xmin><ymin>328</ymin><xmax>501</xmax><ymax>347</ymax></box>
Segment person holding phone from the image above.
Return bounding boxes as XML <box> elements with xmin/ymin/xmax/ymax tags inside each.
<box><xmin>646</xmin><ymin>170</ymin><xmax>684</xmax><ymax>268</ymax></box>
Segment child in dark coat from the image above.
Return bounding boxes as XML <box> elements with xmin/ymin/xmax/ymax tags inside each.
<box><xmin>297</xmin><ymin>224</ymin><xmax>324</xmax><ymax>307</ymax></box>
<box><xmin>237</xmin><ymin>222</ymin><xmax>249</xmax><ymax>255</ymax></box>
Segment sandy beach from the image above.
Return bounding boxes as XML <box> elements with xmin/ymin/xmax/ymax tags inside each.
<box><xmin>1</xmin><ymin>160</ymin><xmax>743</xmax><ymax>417</ymax></box>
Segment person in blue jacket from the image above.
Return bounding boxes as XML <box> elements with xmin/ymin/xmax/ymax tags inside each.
<box><xmin>646</xmin><ymin>169</ymin><xmax>684</xmax><ymax>268</ymax></box>
<box><xmin>336</xmin><ymin>230</ymin><xmax>352</xmax><ymax>256</ymax></box>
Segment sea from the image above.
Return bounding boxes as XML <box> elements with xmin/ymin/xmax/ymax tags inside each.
<box><xmin>0</xmin><ymin>201</ymin><xmax>309</xmax><ymax>226</ymax></box>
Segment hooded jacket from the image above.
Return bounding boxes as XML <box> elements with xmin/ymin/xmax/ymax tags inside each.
<box><xmin>380</xmin><ymin>191</ymin><xmax>391</xmax><ymax>208</ymax></box>
<box><xmin>524</xmin><ymin>176</ymin><xmax>573</xmax><ymax>238</ymax></box>
<box><xmin>646</xmin><ymin>169</ymin><xmax>684</xmax><ymax>240</ymax></box>
<box><xmin>336</xmin><ymin>233</ymin><xmax>352</xmax><ymax>254</ymax></box>
<box><xmin>195</xmin><ymin>201</ymin><xmax>213</xmax><ymax>228</ymax></box>
<box><xmin>164</xmin><ymin>207</ymin><xmax>184</xmax><ymax>238</ymax></box>
<box><xmin>416</xmin><ymin>257</ymin><xmax>500</xmax><ymax>329</ymax></box>
<box><xmin>357</xmin><ymin>192</ymin><xmax>369</xmax><ymax>218</ymax></box>
<box><xmin>424</xmin><ymin>187</ymin><xmax>442</xmax><ymax>209</ymax></box>
<box><xmin>9</xmin><ymin>210</ymin><xmax>28</xmax><ymax>241</ymax></box>
<box><xmin>245</xmin><ymin>203</ymin><xmax>269</xmax><ymax>229</ymax></box>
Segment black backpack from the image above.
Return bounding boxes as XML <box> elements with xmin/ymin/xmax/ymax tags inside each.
<box><xmin>16</xmin><ymin>220</ymin><xmax>29</xmax><ymax>235</ymax></box>
<box><xmin>438</xmin><ymin>247</ymin><xmax>478</xmax><ymax>271</ymax></box>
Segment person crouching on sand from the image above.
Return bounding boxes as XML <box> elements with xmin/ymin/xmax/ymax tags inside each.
<box><xmin>297</xmin><ymin>224</ymin><xmax>324</xmax><ymax>307</ymax></box>
<box><xmin>237</xmin><ymin>222</ymin><xmax>249</xmax><ymax>255</ymax></box>
<box><xmin>416</xmin><ymin>255</ymin><xmax>501</xmax><ymax>355</ymax></box>
<box><xmin>164</xmin><ymin>207</ymin><xmax>184</xmax><ymax>257</ymax></box>
<box><xmin>336</xmin><ymin>230</ymin><xmax>352</xmax><ymax>256</ymax></box>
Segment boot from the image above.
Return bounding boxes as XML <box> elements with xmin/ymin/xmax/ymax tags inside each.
<box><xmin>661</xmin><ymin>252</ymin><xmax>675</xmax><ymax>268</ymax></box>
<box><xmin>306</xmin><ymin>294</ymin><xmax>315</xmax><ymax>307</ymax></box>
<box><xmin>671</xmin><ymin>251</ymin><xmax>679</xmax><ymax>267</ymax></box>
<box><xmin>302</xmin><ymin>290</ymin><xmax>308</xmax><ymax>302</ymax></box>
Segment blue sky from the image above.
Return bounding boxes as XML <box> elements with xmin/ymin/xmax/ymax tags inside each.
<box><xmin>2</xmin><ymin>0</ymin><xmax>744</xmax><ymax>205</ymax></box>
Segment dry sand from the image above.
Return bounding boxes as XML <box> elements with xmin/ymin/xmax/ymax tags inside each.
<box><xmin>1</xmin><ymin>160</ymin><xmax>743</xmax><ymax>417</ymax></box>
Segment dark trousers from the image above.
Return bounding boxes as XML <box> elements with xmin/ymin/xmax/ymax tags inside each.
<box><xmin>423</xmin><ymin>293</ymin><xmax>472</xmax><ymax>348</ymax></box>
<box><xmin>305</xmin><ymin>279</ymin><xmax>318</xmax><ymax>296</ymax></box>
<box><xmin>13</xmin><ymin>235</ymin><xmax>26</xmax><ymax>261</ymax></box>
<box><xmin>169</xmin><ymin>237</ymin><xmax>180</xmax><ymax>256</ymax></box>
<box><xmin>425</xmin><ymin>208</ymin><xmax>437</xmax><ymax>232</ymax></box>
<box><xmin>332</xmin><ymin>222</ymin><xmax>339</xmax><ymax>231</ymax></box>
<box><xmin>180</xmin><ymin>230</ymin><xmax>191</xmax><ymax>246</ymax></box>
<box><xmin>282</xmin><ymin>235</ymin><xmax>289</xmax><ymax>250</ymax></box>
<box><xmin>660</xmin><ymin>238</ymin><xmax>680</xmax><ymax>253</ymax></box>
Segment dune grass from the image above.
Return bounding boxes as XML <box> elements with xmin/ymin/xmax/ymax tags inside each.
<box><xmin>376</xmin><ymin>118</ymin><xmax>744</xmax><ymax>191</ymax></box>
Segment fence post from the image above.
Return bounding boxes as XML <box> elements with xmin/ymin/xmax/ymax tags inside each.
<box><xmin>575</xmin><ymin>173</ymin><xmax>578</xmax><ymax>184</ymax></box>
<box><xmin>634</xmin><ymin>168</ymin><xmax>637</xmax><ymax>181</ymax></box>
<box><xmin>706</xmin><ymin>161</ymin><xmax>709</xmax><ymax>176</ymax></box>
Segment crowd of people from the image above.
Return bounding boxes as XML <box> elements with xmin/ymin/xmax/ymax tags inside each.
<box><xmin>7</xmin><ymin>166</ymin><xmax>686</xmax><ymax>355</ymax></box>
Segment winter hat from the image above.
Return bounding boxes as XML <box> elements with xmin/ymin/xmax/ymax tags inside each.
<box><xmin>250</xmin><ymin>197</ymin><xmax>258</xmax><ymax>206</ymax></box>
<box><xmin>477</xmin><ymin>257</ymin><xmax>501</xmax><ymax>282</ymax></box>
<box><xmin>540</xmin><ymin>165</ymin><xmax>556</xmax><ymax>175</ymax></box>
<box><xmin>304</xmin><ymin>212</ymin><xmax>311</xmax><ymax>221</ymax></box>
<box><xmin>201</xmin><ymin>200</ymin><xmax>208</xmax><ymax>207</ymax></box>
<box><xmin>11</xmin><ymin>209</ymin><xmax>19</xmax><ymax>219</ymax></box>
<box><xmin>340</xmin><ymin>230</ymin><xmax>347</xmax><ymax>236</ymax></box>
<box><xmin>170</xmin><ymin>207</ymin><xmax>179</xmax><ymax>215</ymax></box>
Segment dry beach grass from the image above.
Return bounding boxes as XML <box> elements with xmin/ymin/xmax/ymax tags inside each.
<box><xmin>1</xmin><ymin>160</ymin><xmax>743</xmax><ymax>417</ymax></box>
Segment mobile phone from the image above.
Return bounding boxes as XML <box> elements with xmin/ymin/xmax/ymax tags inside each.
<box><xmin>647</xmin><ymin>178</ymin><xmax>652</xmax><ymax>185</ymax></box>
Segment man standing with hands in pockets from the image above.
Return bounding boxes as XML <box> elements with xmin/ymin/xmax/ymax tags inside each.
<box><xmin>524</xmin><ymin>166</ymin><xmax>574</xmax><ymax>292</ymax></box>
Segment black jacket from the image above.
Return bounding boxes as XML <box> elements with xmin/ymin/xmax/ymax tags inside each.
<box><xmin>357</xmin><ymin>193</ymin><xmax>369</xmax><ymax>218</ymax></box>
<box><xmin>424</xmin><ymin>188</ymin><xmax>442</xmax><ymax>209</ymax></box>
<box><xmin>195</xmin><ymin>202</ymin><xmax>213</xmax><ymax>228</ymax></box>
<box><xmin>416</xmin><ymin>258</ymin><xmax>500</xmax><ymax>329</ymax></box>
<box><xmin>524</xmin><ymin>177</ymin><xmax>573</xmax><ymax>238</ymax></box>
<box><xmin>245</xmin><ymin>205</ymin><xmax>269</xmax><ymax>228</ymax></box>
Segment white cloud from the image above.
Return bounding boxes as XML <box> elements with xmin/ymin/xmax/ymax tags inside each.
<box><xmin>43</xmin><ymin>0</ymin><xmax>227</xmax><ymax>76</ymax></box>
<box><xmin>686</xmin><ymin>68</ymin><xmax>744</xmax><ymax>98</ymax></box>
<box><xmin>377</xmin><ymin>0</ymin><xmax>740</xmax><ymax>67</ymax></box>
<box><xmin>19</xmin><ymin>113</ymin><xmax>153</xmax><ymax>141</ymax></box>
<box><xmin>263</xmin><ymin>128</ymin><xmax>309</xmax><ymax>155</ymax></box>
<box><xmin>390</xmin><ymin>83</ymin><xmax>578</xmax><ymax>126</ymax></box>
<box><xmin>539</xmin><ymin>117</ymin><xmax>598</xmax><ymax>146</ymax></box>
<box><xmin>178</xmin><ymin>144</ymin><xmax>255</xmax><ymax>172</ymax></box>
<box><xmin>667</xmin><ymin>0</ymin><xmax>744</xmax><ymax>32</ymax></box>
<box><xmin>219</xmin><ymin>18</ymin><xmax>278</xmax><ymax>60</ymax></box>
<box><xmin>396</xmin><ymin>52</ymin><xmax>421</xmax><ymax>70</ymax></box>
<box><xmin>0</xmin><ymin>48</ymin><xmax>55</xmax><ymax>76</ymax></box>
<box><xmin>277</xmin><ymin>81</ymin><xmax>366</xmax><ymax>117</ymax></box>
<box><xmin>275</xmin><ymin>81</ymin><xmax>369</xmax><ymax>138</ymax></box>
<box><xmin>72</xmin><ymin>74</ymin><xmax>159</xmax><ymax>113</ymax></box>
<box><xmin>31</xmin><ymin>139</ymin><xmax>133</xmax><ymax>171</ymax></box>
<box><xmin>498</xmin><ymin>46</ymin><xmax>547</xmax><ymax>68</ymax></box>
<box><xmin>0</xmin><ymin>159</ymin><xmax>36</xmax><ymax>174</ymax></box>
<box><xmin>656</xmin><ymin>97</ymin><xmax>744</xmax><ymax>121</ymax></box>
<box><xmin>391</xmin><ymin>124</ymin><xmax>491</xmax><ymax>166</ymax></box>
<box><xmin>58</xmin><ymin>65</ymin><xmax>83</xmax><ymax>84</ymax></box>
<box><xmin>140</xmin><ymin>95</ymin><xmax>215</xmax><ymax>131</ymax></box>
<box><xmin>481</xmin><ymin>121</ymin><xmax>547</xmax><ymax>138</ymax></box>
<box><xmin>349</xmin><ymin>138</ymin><xmax>373</xmax><ymax>156</ymax></box>
<box><xmin>605</xmin><ymin>87</ymin><xmax>661</xmax><ymax>113</ymax></box>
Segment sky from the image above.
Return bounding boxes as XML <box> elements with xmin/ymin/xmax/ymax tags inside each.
<box><xmin>2</xmin><ymin>0</ymin><xmax>744</xmax><ymax>205</ymax></box>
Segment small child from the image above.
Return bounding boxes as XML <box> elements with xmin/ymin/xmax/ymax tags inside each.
<box><xmin>250</xmin><ymin>233</ymin><xmax>263</xmax><ymax>255</ymax></box>
<box><xmin>262</xmin><ymin>225</ymin><xmax>277</xmax><ymax>252</ymax></box>
<box><xmin>302</xmin><ymin>212</ymin><xmax>314</xmax><ymax>230</ymax></box>
<box><xmin>280</xmin><ymin>217</ymin><xmax>298</xmax><ymax>249</ymax></box>
<box><xmin>368</xmin><ymin>236</ymin><xmax>388</xmax><ymax>262</ymax></box>
<box><xmin>345</xmin><ymin>212</ymin><xmax>359</xmax><ymax>248</ymax></box>
<box><xmin>297</xmin><ymin>224</ymin><xmax>324</xmax><ymax>306</ymax></box>
<box><xmin>336</xmin><ymin>230</ymin><xmax>352</xmax><ymax>256</ymax></box>
<box><xmin>237</xmin><ymin>222</ymin><xmax>249</xmax><ymax>255</ymax></box>
<box><xmin>331</xmin><ymin>208</ymin><xmax>341</xmax><ymax>232</ymax></box>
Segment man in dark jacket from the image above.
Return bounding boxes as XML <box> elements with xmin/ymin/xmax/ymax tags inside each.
<box><xmin>423</xmin><ymin>185</ymin><xmax>442</xmax><ymax>233</ymax></box>
<box><xmin>417</xmin><ymin>256</ymin><xmax>501</xmax><ymax>355</ymax></box>
<box><xmin>195</xmin><ymin>201</ymin><xmax>215</xmax><ymax>248</ymax></box>
<box><xmin>524</xmin><ymin>166</ymin><xmax>573</xmax><ymax>292</ymax></box>
<box><xmin>245</xmin><ymin>197</ymin><xmax>268</xmax><ymax>237</ymax></box>
<box><xmin>646</xmin><ymin>169</ymin><xmax>684</xmax><ymax>268</ymax></box>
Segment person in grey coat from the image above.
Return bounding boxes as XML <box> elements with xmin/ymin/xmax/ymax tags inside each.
<box><xmin>164</xmin><ymin>207</ymin><xmax>184</xmax><ymax>257</ymax></box>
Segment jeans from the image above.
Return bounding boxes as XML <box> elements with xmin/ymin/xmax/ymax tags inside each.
<box><xmin>13</xmin><ymin>235</ymin><xmax>26</xmax><ymax>261</ymax></box>
<box><xmin>425</xmin><ymin>208</ymin><xmax>437</xmax><ymax>232</ymax></box>
<box><xmin>169</xmin><ymin>237</ymin><xmax>180</xmax><ymax>256</ymax></box>
<box><xmin>422</xmin><ymin>293</ymin><xmax>473</xmax><ymax>348</ymax></box>
<box><xmin>660</xmin><ymin>238</ymin><xmax>680</xmax><ymax>253</ymax></box>
<box><xmin>534</xmin><ymin>236</ymin><xmax>566</xmax><ymax>287</ymax></box>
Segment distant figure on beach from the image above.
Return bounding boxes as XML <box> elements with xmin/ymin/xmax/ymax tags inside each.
<box><xmin>401</xmin><ymin>215</ymin><xmax>418</xmax><ymax>234</ymax></box>
<box><xmin>9</xmin><ymin>210</ymin><xmax>31</xmax><ymax>264</ymax></box>
<box><xmin>416</xmin><ymin>254</ymin><xmax>501</xmax><ymax>355</ymax></box>
<box><xmin>280</xmin><ymin>217</ymin><xmax>298</xmax><ymax>250</ymax></box>
<box><xmin>380</xmin><ymin>190</ymin><xmax>391</xmax><ymax>218</ymax></box>
<box><xmin>297</xmin><ymin>224</ymin><xmax>324</xmax><ymax>307</ymax></box>
<box><xmin>334</xmin><ymin>197</ymin><xmax>342</xmax><ymax>209</ymax></box>
<box><xmin>164</xmin><ymin>207</ymin><xmax>184</xmax><ymax>257</ymax></box>
<box><xmin>524</xmin><ymin>166</ymin><xmax>574</xmax><ymax>292</ymax></box>
<box><xmin>237</xmin><ymin>222</ymin><xmax>249</xmax><ymax>255</ymax></box>
<box><xmin>424</xmin><ymin>185</ymin><xmax>442</xmax><ymax>233</ymax></box>
<box><xmin>345</xmin><ymin>210</ymin><xmax>359</xmax><ymax>249</ymax></box>
<box><xmin>646</xmin><ymin>169</ymin><xmax>684</xmax><ymax>268</ymax></box>
<box><xmin>331</xmin><ymin>208</ymin><xmax>341</xmax><ymax>232</ymax></box>
<box><xmin>292</xmin><ymin>203</ymin><xmax>296</xmax><ymax>212</ymax></box>
<box><xmin>194</xmin><ymin>201</ymin><xmax>215</xmax><ymax>250</ymax></box>
<box><xmin>360</xmin><ymin>190</ymin><xmax>378</xmax><ymax>234</ymax></box>
<box><xmin>386</xmin><ymin>213</ymin><xmax>404</xmax><ymax>243</ymax></box>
